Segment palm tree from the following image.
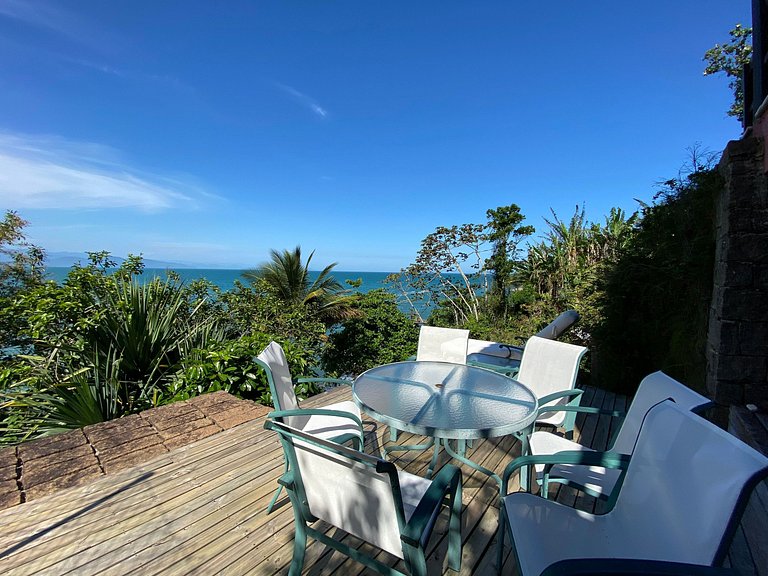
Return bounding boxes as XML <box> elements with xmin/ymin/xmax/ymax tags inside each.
<box><xmin>242</xmin><ymin>246</ymin><xmax>360</xmax><ymax>326</ymax></box>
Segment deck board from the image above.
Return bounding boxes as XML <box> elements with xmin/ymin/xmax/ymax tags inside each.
<box><xmin>0</xmin><ymin>384</ymin><xmax>757</xmax><ymax>575</ymax></box>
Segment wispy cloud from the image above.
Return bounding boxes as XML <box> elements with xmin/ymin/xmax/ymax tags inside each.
<box><xmin>273</xmin><ymin>81</ymin><xmax>329</xmax><ymax>118</ymax></box>
<box><xmin>0</xmin><ymin>132</ymin><xmax>208</xmax><ymax>212</ymax></box>
<box><xmin>0</xmin><ymin>0</ymin><xmax>105</xmax><ymax>49</ymax></box>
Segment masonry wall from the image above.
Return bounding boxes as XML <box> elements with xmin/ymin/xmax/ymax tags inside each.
<box><xmin>706</xmin><ymin>136</ymin><xmax>768</xmax><ymax>425</ymax></box>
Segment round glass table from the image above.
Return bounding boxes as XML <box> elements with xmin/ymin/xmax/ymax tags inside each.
<box><xmin>353</xmin><ymin>361</ymin><xmax>538</xmax><ymax>484</ymax></box>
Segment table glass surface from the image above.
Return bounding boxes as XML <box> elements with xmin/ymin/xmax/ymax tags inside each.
<box><xmin>352</xmin><ymin>361</ymin><xmax>538</xmax><ymax>440</ymax></box>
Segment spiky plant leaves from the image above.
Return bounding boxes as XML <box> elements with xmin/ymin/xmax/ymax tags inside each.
<box><xmin>242</xmin><ymin>246</ymin><xmax>361</xmax><ymax>327</ymax></box>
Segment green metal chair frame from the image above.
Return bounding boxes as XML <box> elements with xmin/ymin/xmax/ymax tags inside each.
<box><xmin>495</xmin><ymin>401</ymin><xmax>768</xmax><ymax>575</ymax></box>
<box><xmin>265</xmin><ymin>412</ymin><xmax>463</xmax><ymax>576</ymax></box>
<box><xmin>518</xmin><ymin>371</ymin><xmax>712</xmax><ymax>501</ymax></box>
<box><xmin>254</xmin><ymin>341</ymin><xmax>364</xmax><ymax>514</ymax></box>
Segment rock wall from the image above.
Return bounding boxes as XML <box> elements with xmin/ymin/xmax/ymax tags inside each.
<box><xmin>706</xmin><ymin>136</ymin><xmax>768</xmax><ymax>425</ymax></box>
<box><xmin>0</xmin><ymin>391</ymin><xmax>269</xmax><ymax>510</ymax></box>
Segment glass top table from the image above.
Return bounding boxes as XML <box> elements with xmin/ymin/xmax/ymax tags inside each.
<box><xmin>353</xmin><ymin>361</ymin><xmax>538</xmax><ymax>483</ymax></box>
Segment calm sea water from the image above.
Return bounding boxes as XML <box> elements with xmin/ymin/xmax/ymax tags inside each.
<box><xmin>44</xmin><ymin>268</ymin><xmax>429</xmax><ymax>317</ymax></box>
<box><xmin>45</xmin><ymin>267</ymin><xmax>393</xmax><ymax>293</ymax></box>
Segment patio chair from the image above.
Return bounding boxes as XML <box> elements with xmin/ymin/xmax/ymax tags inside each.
<box><xmin>265</xmin><ymin>414</ymin><xmax>463</xmax><ymax>576</ymax></box>
<box><xmin>416</xmin><ymin>325</ymin><xmax>470</xmax><ymax>364</ymax></box>
<box><xmin>497</xmin><ymin>401</ymin><xmax>768</xmax><ymax>576</ymax></box>
<box><xmin>467</xmin><ymin>310</ymin><xmax>580</xmax><ymax>373</ymax></box>
<box><xmin>521</xmin><ymin>371</ymin><xmax>712</xmax><ymax>499</ymax></box>
<box><xmin>393</xmin><ymin>326</ymin><xmax>470</xmax><ymax>445</ymax></box>
<box><xmin>255</xmin><ymin>341</ymin><xmax>364</xmax><ymax>514</ymax></box>
<box><xmin>514</xmin><ymin>336</ymin><xmax>588</xmax><ymax>445</ymax></box>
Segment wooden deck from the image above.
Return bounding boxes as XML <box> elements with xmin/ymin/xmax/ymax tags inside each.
<box><xmin>0</xmin><ymin>385</ymin><xmax>755</xmax><ymax>575</ymax></box>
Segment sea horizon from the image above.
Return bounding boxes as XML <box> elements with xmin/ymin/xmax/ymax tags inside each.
<box><xmin>43</xmin><ymin>267</ymin><xmax>429</xmax><ymax>318</ymax></box>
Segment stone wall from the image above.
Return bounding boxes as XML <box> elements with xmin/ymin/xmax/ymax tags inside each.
<box><xmin>0</xmin><ymin>391</ymin><xmax>269</xmax><ymax>511</ymax></box>
<box><xmin>706</xmin><ymin>136</ymin><xmax>768</xmax><ymax>425</ymax></box>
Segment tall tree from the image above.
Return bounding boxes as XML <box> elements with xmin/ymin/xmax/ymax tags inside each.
<box><xmin>0</xmin><ymin>211</ymin><xmax>45</xmax><ymax>354</ymax></box>
<box><xmin>703</xmin><ymin>24</ymin><xmax>752</xmax><ymax>122</ymax></box>
<box><xmin>485</xmin><ymin>204</ymin><xmax>535</xmax><ymax>318</ymax></box>
<box><xmin>242</xmin><ymin>246</ymin><xmax>359</xmax><ymax>326</ymax></box>
<box><xmin>0</xmin><ymin>211</ymin><xmax>45</xmax><ymax>299</ymax></box>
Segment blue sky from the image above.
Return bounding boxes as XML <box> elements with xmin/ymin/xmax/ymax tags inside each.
<box><xmin>0</xmin><ymin>0</ymin><xmax>751</xmax><ymax>271</ymax></box>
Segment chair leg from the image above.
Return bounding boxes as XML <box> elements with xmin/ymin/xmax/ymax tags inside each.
<box><xmin>447</xmin><ymin>476</ymin><xmax>463</xmax><ymax>572</ymax></box>
<box><xmin>266</xmin><ymin>458</ymin><xmax>290</xmax><ymax>514</ymax></box>
<box><xmin>514</xmin><ymin>428</ymin><xmax>532</xmax><ymax>493</ymax></box>
<box><xmin>288</xmin><ymin>520</ymin><xmax>308</xmax><ymax>576</ymax></box>
<box><xmin>496</xmin><ymin>502</ymin><xmax>508</xmax><ymax>575</ymax></box>
<box><xmin>390</xmin><ymin>426</ymin><xmax>398</xmax><ymax>443</ymax></box>
<box><xmin>403</xmin><ymin>546</ymin><xmax>428</xmax><ymax>576</ymax></box>
<box><xmin>519</xmin><ymin>465</ymin><xmax>530</xmax><ymax>493</ymax></box>
<box><xmin>266</xmin><ymin>484</ymin><xmax>283</xmax><ymax>515</ymax></box>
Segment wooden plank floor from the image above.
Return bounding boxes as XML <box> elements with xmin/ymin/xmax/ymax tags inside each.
<box><xmin>0</xmin><ymin>385</ymin><xmax>649</xmax><ymax>575</ymax></box>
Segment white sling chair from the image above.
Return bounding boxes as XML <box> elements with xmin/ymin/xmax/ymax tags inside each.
<box><xmin>522</xmin><ymin>371</ymin><xmax>712</xmax><ymax>500</ymax></box>
<box><xmin>498</xmin><ymin>401</ymin><xmax>768</xmax><ymax>576</ymax></box>
<box><xmin>255</xmin><ymin>341</ymin><xmax>364</xmax><ymax>513</ymax></box>
<box><xmin>265</xmin><ymin>415</ymin><xmax>463</xmax><ymax>576</ymax></box>
<box><xmin>390</xmin><ymin>326</ymin><xmax>469</xmax><ymax>445</ymax></box>
<box><xmin>467</xmin><ymin>310</ymin><xmax>580</xmax><ymax>372</ymax></box>
<box><xmin>514</xmin><ymin>336</ymin><xmax>588</xmax><ymax>446</ymax></box>
<box><xmin>416</xmin><ymin>325</ymin><xmax>469</xmax><ymax>364</ymax></box>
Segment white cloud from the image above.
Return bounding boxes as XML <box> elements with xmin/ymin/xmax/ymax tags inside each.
<box><xmin>0</xmin><ymin>132</ymin><xmax>203</xmax><ymax>212</ymax></box>
<box><xmin>273</xmin><ymin>81</ymin><xmax>329</xmax><ymax>118</ymax></box>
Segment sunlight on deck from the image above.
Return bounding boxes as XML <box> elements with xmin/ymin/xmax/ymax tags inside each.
<box><xmin>0</xmin><ymin>386</ymin><xmax>628</xmax><ymax>575</ymax></box>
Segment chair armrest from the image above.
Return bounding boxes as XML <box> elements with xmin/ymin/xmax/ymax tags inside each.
<box><xmin>277</xmin><ymin>469</ymin><xmax>296</xmax><ymax>489</ymax></box>
<box><xmin>541</xmin><ymin>559</ymin><xmax>736</xmax><ymax>576</ymax></box>
<box><xmin>401</xmin><ymin>464</ymin><xmax>462</xmax><ymax>547</ymax></box>
<box><xmin>297</xmin><ymin>377</ymin><xmax>351</xmax><ymax>387</ymax></box>
<box><xmin>537</xmin><ymin>388</ymin><xmax>584</xmax><ymax>406</ymax></box>
<box><xmin>267</xmin><ymin>408</ymin><xmax>364</xmax><ymax>430</ymax></box>
<box><xmin>501</xmin><ymin>451</ymin><xmax>630</xmax><ymax>496</ymax></box>
<box><xmin>498</xmin><ymin>343</ymin><xmax>524</xmax><ymax>360</ymax></box>
<box><xmin>535</xmin><ymin>405</ymin><xmax>625</xmax><ymax>419</ymax></box>
<box><xmin>466</xmin><ymin>359</ymin><xmax>519</xmax><ymax>376</ymax></box>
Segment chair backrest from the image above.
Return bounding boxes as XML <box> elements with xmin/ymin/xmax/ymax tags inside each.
<box><xmin>265</xmin><ymin>419</ymin><xmax>408</xmax><ymax>558</ymax></box>
<box><xmin>416</xmin><ymin>326</ymin><xmax>469</xmax><ymax>364</ymax></box>
<box><xmin>255</xmin><ymin>341</ymin><xmax>299</xmax><ymax>413</ymax></box>
<box><xmin>534</xmin><ymin>310</ymin><xmax>580</xmax><ymax>340</ymax></box>
<box><xmin>610</xmin><ymin>401</ymin><xmax>768</xmax><ymax>566</ymax></box>
<box><xmin>612</xmin><ymin>371</ymin><xmax>712</xmax><ymax>454</ymax></box>
<box><xmin>516</xmin><ymin>336</ymin><xmax>587</xmax><ymax>400</ymax></box>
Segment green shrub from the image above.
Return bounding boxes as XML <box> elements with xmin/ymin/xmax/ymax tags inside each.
<box><xmin>322</xmin><ymin>290</ymin><xmax>419</xmax><ymax>377</ymax></box>
<box><xmin>592</xmin><ymin>168</ymin><xmax>720</xmax><ymax>394</ymax></box>
<box><xmin>169</xmin><ymin>333</ymin><xmax>318</xmax><ymax>405</ymax></box>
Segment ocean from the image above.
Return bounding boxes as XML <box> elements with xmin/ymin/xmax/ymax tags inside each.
<box><xmin>44</xmin><ymin>267</ymin><xmax>429</xmax><ymax>318</ymax></box>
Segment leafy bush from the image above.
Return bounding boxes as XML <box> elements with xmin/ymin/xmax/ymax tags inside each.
<box><xmin>592</xmin><ymin>168</ymin><xmax>720</xmax><ymax>394</ymax></box>
<box><xmin>322</xmin><ymin>290</ymin><xmax>419</xmax><ymax>377</ymax></box>
<box><xmin>168</xmin><ymin>333</ymin><xmax>318</xmax><ymax>405</ymax></box>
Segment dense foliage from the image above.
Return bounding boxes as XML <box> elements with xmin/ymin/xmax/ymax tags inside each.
<box><xmin>388</xmin><ymin>162</ymin><xmax>719</xmax><ymax>394</ymax></box>
<box><xmin>1</xmin><ymin>157</ymin><xmax>722</xmax><ymax>442</ymax></box>
<box><xmin>385</xmin><ymin>204</ymin><xmax>533</xmax><ymax>325</ymax></box>
<box><xmin>321</xmin><ymin>289</ymin><xmax>418</xmax><ymax>376</ymax></box>
<box><xmin>0</xmin><ymin>230</ymin><xmax>338</xmax><ymax>443</ymax></box>
<box><xmin>594</xmin><ymin>167</ymin><xmax>720</xmax><ymax>394</ymax></box>
<box><xmin>703</xmin><ymin>24</ymin><xmax>752</xmax><ymax>122</ymax></box>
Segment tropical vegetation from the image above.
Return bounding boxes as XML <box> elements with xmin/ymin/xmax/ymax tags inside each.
<box><xmin>703</xmin><ymin>23</ymin><xmax>752</xmax><ymax>122</ymax></box>
<box><xmin>0</xmin><ymin>22</ymin><xmax>744</xmax><ymax>443</ymax></box>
